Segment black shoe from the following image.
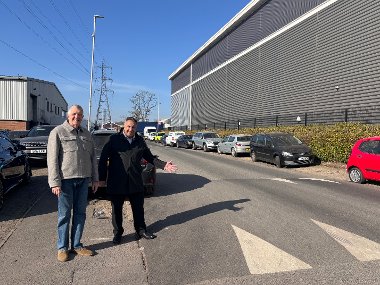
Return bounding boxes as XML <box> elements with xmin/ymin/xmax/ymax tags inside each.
<box><xmin>113</xmin><ymin>234</ymin><xmax>122</xmax><ymax>244</ymax></box>
<box><xmin>136</xmin><ymin>230</ymin><xmax>156</xmax><ymax>240</ymax></box>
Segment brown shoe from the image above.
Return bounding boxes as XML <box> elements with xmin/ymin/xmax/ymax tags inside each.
<box><xmin>57</xmin><ymin>250</ymin><xmax>69</xmax><ymax>262</ymax></box>
<box><xmin>73</xmin><ymin>247</ymin><xmax>94</xmax><ymax>256</ymax></box>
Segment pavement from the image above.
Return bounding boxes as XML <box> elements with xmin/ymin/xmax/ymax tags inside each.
<box><xmin>0</xmin><ymin>185</ymin><xmax>149</xmax><ymax>285</ymax></box>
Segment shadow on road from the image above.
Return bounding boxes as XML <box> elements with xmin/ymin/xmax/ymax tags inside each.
<box><xmin>152</xmin><ymin>172</ymin><xmax>211</xmax><ymax>197</ymax></box>
<box><xmin>149</xmin><ymin>198</ymin><xmax>250</xmax><ymax>234</ymax></box>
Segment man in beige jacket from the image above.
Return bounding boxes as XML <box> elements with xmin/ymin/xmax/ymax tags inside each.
<box><xmin>47</xmin><ymin>105</ymin><xmax>99</xmax><ymax>262</ymax></box>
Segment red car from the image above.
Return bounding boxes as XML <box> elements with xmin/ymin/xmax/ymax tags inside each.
<box><xmin>346</xmin><ymin>136</ymin><xmax>380</xmax><ymax>184</ymax></box>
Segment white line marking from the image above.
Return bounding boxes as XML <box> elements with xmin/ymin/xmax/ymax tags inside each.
<box><xmin>232</xmin><ymin>225</ymin><xmax>311</xmax><ymax>274</ymax></box>
<box><xmin>270</xmin><ymin>178</ymin><xmax>297</xmax><ymax>184</ymax></box>
<box><xmin>299</xmin><ymin>178</ymin><xmax>340</xmax><ymax>184</ymax></box>
<box><xmin>312</xmin><ymin>219</ymin><xmax>380</xmax><ymax>261</ymax></box>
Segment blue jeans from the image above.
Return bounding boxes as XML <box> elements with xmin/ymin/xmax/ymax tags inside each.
<box><xmin>57</xmin><ymin>178</ymin><xmax>89</xmax><ymax>251</ymax></box>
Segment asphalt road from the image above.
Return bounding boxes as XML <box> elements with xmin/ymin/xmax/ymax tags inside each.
<box><xmin>142</xmin><ymin>142</ymin><xmax>380</xmax><ymax>285</ymax></box>
<box><xmin>1</xmin><ymin>144</ymin><xmax>380</xmax><ymax>285</ymax></box>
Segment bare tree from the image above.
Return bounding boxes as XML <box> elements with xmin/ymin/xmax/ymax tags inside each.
<box><xmin>127</xmin><ymin>90</ymin><xmax>157</xmax><ymax>121</ymax></box>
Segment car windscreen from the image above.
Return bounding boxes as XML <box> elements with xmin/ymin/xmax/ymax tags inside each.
<box><xmin>272</xmin><ymin>135</ymin><xmax>303</xmax><ymax>146</ymax></box>
<box><xmin>203</xmin><ymin>133</ymin><xmax>219</xmax><ymax>139</ymax></box>
<box><xmin>237</xmin><ymin>136</ymin><xmax>251</xmax><ymax>142</ymax></box>
<box><xmin>182</xmin><ymin>135</ymin><xmax>192</xmax><ymax>139</ymax></box>
<box><xmin>92</xmin><ymin>134</ymin><xmax>112</xmax><ymax>149</ymax></box>
<box><xmin>27</xmin><ymin>126</ymin><xmax>56</xmax><ymax>137</ymax></box>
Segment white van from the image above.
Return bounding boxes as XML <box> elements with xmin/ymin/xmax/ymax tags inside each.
<box><xmin>143</xmin><ymin>127</ymin><xmax>156</xmax><ymax>139</ymax></box>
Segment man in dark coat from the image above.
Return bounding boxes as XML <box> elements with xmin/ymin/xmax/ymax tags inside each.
<box><xmin>98</xmin><ymin>117</ymin><xmax>177</xmax><ymax>244</ymax></box>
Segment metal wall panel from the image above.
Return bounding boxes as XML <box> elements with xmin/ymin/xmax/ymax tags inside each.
<box><xmin>171</xmin><ymin>0</ymin><xmax>380</xmax><ymax>127</ymax></box>
<box><xmin>171</xmin><ymin>66</ymin><xmax>191</xmax><ymax>94</ymax></box>
<box><xmin>192</xmin><ymin>36</ymin><xmax>229</xmax><ymax>81</ymax></box>
<box><xmin>0</xmin><ymin>80</ymin><xmax>27</xmax><ymax>120</ymax></box>
<box><xmin>171</xmin><ymin>87</ymin><xmax>190</xmax><ymax>127</ymax></box>
<box><xmin>191</xmin><ymin>68</ymin><xmax>227</xmax><ymax>125</ymax></box>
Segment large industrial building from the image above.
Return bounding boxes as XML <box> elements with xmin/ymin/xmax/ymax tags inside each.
<box><xmin>0</xmin><ymin>76</ymin><xmax>68</xmax><ymax>130</ymax></box>
<box><xmin>169</xmin><ymin>0</ymin><xmax>380</xmax><ymax>129</ymax></box>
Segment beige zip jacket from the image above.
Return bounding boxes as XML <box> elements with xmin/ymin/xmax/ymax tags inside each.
<box><xmin>47</xmin><ymin>120</ymin><xmax>99</xmax><ymax>188</ymax></box>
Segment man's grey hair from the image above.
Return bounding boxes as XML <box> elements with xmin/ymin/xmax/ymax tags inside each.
<box><xmin>67</xmin><ymin>105</ymin><xmax>84</xmax><ymax>117</ymax></box>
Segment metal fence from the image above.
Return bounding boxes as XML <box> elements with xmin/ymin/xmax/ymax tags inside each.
<box><xmin>170</xmin><ymin>106</ymin><xmax>380</xmax><ymax>131</ymax></box>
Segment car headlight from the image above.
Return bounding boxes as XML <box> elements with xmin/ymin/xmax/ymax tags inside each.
<box><xmin>282</xmin><ymin>151</ymin><xmax>293</xmax><ymax>157</ymax></box>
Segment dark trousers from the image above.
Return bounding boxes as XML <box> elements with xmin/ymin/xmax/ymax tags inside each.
<box><xmin>110</xmin><ymin>192</ymin><xmax>146</xmax><ymax>235</ymax></box>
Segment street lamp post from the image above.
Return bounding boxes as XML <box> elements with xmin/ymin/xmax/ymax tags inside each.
<box><xmin>88</xmin><ymin>14</ymin><xmax>104</xmax><ymax>130</ymax></box>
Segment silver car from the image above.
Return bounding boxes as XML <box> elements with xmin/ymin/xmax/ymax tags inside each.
<box><xmin>217</xmin><ymin>134</ymin><xmax>251</xmax><ymax>157</ymax></box>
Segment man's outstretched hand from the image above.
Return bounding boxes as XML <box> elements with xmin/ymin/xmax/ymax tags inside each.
<box><xmin>164</xmin><ymin>161</ymin><xmax>178</xmax><ymax>173</ymax></box>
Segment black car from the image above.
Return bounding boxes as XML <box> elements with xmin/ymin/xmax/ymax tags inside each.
<box><xmin>176</xmin><ymin>135</ymin><xmax>193</xmax><ymax>149</ymax></box>
<box><xmin>250</xmin><ymin>132</ymin><xmax>315</xmax><ymax>168</ymax></box>
<box><xmin>0</xmin><ymin>132</ymin><xmax>32</xmax><ymax>210</ymax></box>
<box><xmin>18</xmin><ymin>125</ymin><xmax>58</xmax><ymax>160</ymax></box>
<box><xmin>90</xmin><ymin>129</ymin><xmax>157</xmax><ymax>197</ymax></box>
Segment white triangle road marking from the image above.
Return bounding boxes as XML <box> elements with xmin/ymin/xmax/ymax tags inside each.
<box><xmin>312</xmin><ymin>219</ymin><xmax>380</xmax><ymax>261</ymax></box>
<box><xmin>232</xmin><ymin>225</ymin><xmax>311</xmax><ymax>275</ymax></box>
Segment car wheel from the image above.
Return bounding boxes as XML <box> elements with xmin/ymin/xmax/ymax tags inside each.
<box><xmin>250</xmin><ymin>151</ymin><xmax>257</xmax><ymax>162</ymax></box>
<box><xmin>0</xmin><ymin>180</ymin><xmax>3</xmax><ymax>211</ymax></box>
<box><xmin>22</xmin><ymin>161</ymin><xmax>31</xmax><ymax>184</ymax></box>
<box><xmin>203</xmin><ymin>144</ymin><xmax>208</xmax><ymax>152</ymax></box>
<box><xmin>274</xmin><ymin>156</ymin><xmax>283</xmax><ymax>168</ymax></box>
<box><xmin>192</xmin><ymin>142</ymin><xmax>197</xmax><ymax>150</ymax></box>
<box><xmin>231</xmin><ymin>148</ymin><xmax>237</xmax><ymax>157</ymax></box>
<box><xmin>348</xmin><ymin>167</ymin><xmax>365</xmax><ymax>184</ymax></box>
<box><xmin>217</xmin><ymin>146</ymin><xmax>222</xmax><ymax>154</ymax></box>
<box><xmin>144</xmin><ymin>186</ymin><xmax>155</xmax><ymax>196</ymax></box>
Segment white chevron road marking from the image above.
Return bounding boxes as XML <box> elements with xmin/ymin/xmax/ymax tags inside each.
<box><xmin>312</xmin><ymin>219</ymin><xmax>380</xmax><ymax>261</ymax></box>
<box><xmin>232</xmin><ymin>225</ymin><xmax>311</xmax><ymax>275</ymax></box>
<box><xmin>299</xmin><ymin>178</ymin><xmax>340</xmax><ymax>184</ymax></box>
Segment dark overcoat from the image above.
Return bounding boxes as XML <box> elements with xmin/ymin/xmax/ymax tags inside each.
<box><xmin>98</xmin><ymin>131</ymin><xmax>166</xmax><ymax>195</ymax></box>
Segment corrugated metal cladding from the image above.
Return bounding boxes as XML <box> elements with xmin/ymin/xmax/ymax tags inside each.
<box><xmin>171</xmin><ymin>66</ymin><xmax>191</xmax><ymax>94</ymax></box>
<box><xmin>171</xmin><ymin>0</ymin><xmax>324</xmax><ymax>92</ymax></box>
<box><xmin>171</xmin><ymin>87</ymin><xmax>190</xmax><ymax>127</ymax></box>
<box><xmin>171</xmin><ymin>0</ymin><xmax>380</xmax><ymax>127</ymax></box>
<box><xmin>0</xmin><ymin>80</ymin><xmax>27</xmax><ymax>120</ymax></box>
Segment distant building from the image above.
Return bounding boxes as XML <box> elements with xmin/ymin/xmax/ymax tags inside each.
<box><xmin>0</xmin><ymin>76</ymin><xmax>68</xmax><ymax>130</ymax></box>
<box><xmin>169</xmin><ymin>0</ymin><xmax>380</xmax><ymax>129</ymax></box>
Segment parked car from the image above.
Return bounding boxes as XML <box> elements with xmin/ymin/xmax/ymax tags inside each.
<box><xmin>217</xmin><ymin>134</ymin><xmax>251</xmax><ymax>157</ymax></box>
<box><xmin>18</xmin><ymin>125</ymin><xmax>57</xmax><ymax>161</ymax></box>
<box><xmin>165</xmin><ymin>131</ymin><xmax>186</xmax><ymax>147</ymax></box>
<box><xmin>0</xmin><ymin>132</ymin><xmax>31</xmax><ymax>210</ymax></box>
<box><xmin>90</xmin><ymin>129</ymin><xmax>157</xmax><ymax>197</ymax></box>
<box><xmin>159</xmin><ymin>134</ymin><xmax>168</xmax><ymax>145</ymax></box>
<box><xmin>250</xmin><ymin>132</ymin><xmax>315</xmax><ymax>168</ymax></box>
<box><xmin>346</xmin><ymin>136</ymin><xmax>380</xmax><ymax>184</ymax></box>
<box><xmin>147</xmin><ymin>132</ymin><xmax>157</xmax><ymax>141</ymax></box>
<box><xmin>176</xmin><ymin>135</ymin><xmax>193</xmax><ymax>149</ymax></box>
<box><xmin>154</xmin><ymin>132</ymin><xmax>166</xmax><ymax>142</ymax></box>
<box><xmin>7</xmin><ymin>130</ymin><xmax>29</xmax><ymax>140</ymax></box>
<box><xmin>192</xmin><ymin>132</ymin><xmax>222</xmax><ymax>152</ymax></box>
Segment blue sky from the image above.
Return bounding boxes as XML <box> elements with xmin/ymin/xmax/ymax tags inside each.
<box><xmin>1</xmin><ymin>0</ymin><xmax>250</xmax><ymax>123</ymax></box>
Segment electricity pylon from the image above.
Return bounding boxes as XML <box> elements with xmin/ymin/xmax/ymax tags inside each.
<box><xmin>94</xmin><ymin>60</ymin><xmax>114</xmax><ymax>129</ymax></box>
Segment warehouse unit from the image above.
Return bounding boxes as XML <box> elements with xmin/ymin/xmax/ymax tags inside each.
<box><xmin>0</xmin><ymin>76</ymin><xmax>68</xmax><ymax>130</ymax></box>
<box><xmin>169</xmin><ymin>0</ymin><xmax>380</xmax><ymax>129</ymax></box>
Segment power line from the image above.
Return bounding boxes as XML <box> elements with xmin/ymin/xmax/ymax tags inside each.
<box><xmin>27</xmin><ymin>0</ymin><xmax>91</xmax><ymax>63</ymax></box>
<box><xmin>0</xmin><ymin>38</ymin><xmax>87</xmax><ymax>90</ymax></box>
<box><xmin>0</xmin><ymin>0</ymin><xmax>89</xmax><ymax>75</ymax></box>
